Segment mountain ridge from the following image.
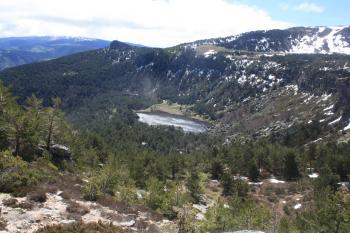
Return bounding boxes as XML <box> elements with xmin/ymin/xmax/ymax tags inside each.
<box><xmin>0</xmin><ymin>36</ymin><xmax>110</xmax><ymax>70</ymax></box>
<box><xmin>180</xmin><ymin>25</ymin><xmax>350</xmax><ymax>55</ymax></box>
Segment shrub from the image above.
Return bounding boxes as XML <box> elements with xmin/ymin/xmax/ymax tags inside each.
<box><xmin>0</xmin><ymin>152</ymin><xmax>34</xmax><ymax>192</ymax></box>
<box><xmin>0</xmin><ymin>217</ymin><xmax>7</xmax><ymax>230</ymax></box>
<box><xmin>82</xmin><ymin>180</ymin><xmax>100</xmax><ymax>201</ymax></box>
<box><xmin>3</xmin><ymin>198</ymin><xmax>34</xmax><ymax>210</ymax></box>
<box><xmin>17</xmin><ymin>201</ymin><xmax>34</xmax><ymax>210</ymax></box>
<box><xmin>59</xmin><ymin>191</ymin><xmax>71</xmax><ymax>200</ymax></box>
<box><xmin>0</xmin><ymin>151</ymin><xmax>43</xmax><ymax>193</ymax></box>
<box><xmin>283</xmin><ymin>205</ymin><xmax>290</xmax><ymax>215</ymax></box>
<box><xmin>2</xmin><ymin>198</ymin><xmax>18</xmax><ymax>208</ymax></box>
<box><xmin>66</xmin><ymin>201</ymin><xmax>89</xmax><ymax>215</ymax></box>
<box><xmin>28</xmin><ymin>189</ymin><xmax>47</xmax><ymax>203</ymax></box>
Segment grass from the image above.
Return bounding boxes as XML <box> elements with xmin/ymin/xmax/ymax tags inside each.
<box><xmin>139</xmin><ymin>100</ymin><xmax>208</xmax><ymax>122</ymax></box>
<box><xmin>194</xmin><ymin>45</ymin><xmax>231</xmax><ymax>56</ymax></box>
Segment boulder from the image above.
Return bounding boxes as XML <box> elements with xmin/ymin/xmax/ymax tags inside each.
<box><xmin>50</xmin><ymin>144</ymin><xmax>72</xmax><ymax>161</ymax></box>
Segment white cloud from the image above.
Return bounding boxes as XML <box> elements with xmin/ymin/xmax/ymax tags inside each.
<box><xmin>0</xmin><ymin>0</ymin><xmax>291</xmax><ymax>47</ymax></box>
<box><xmin>283</xmin><ymin>2</ymin><xmax>324</xmax><ymax>13</ymax></box>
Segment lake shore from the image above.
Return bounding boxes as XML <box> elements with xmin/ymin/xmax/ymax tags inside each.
<box><xmin>136</xmin><ymin>111</ymin><xmax>210</xmax><ymax>133</ymax></box>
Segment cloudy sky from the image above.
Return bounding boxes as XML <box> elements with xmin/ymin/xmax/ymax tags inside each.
<box><xmin>0</xmin><ymin>0</ymin><xmax>349</xmax><ymax>47</ymax></box>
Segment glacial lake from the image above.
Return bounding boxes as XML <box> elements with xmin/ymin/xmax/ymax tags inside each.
<box><xmin>136</xmin><ymin>112</ymin><xmax>208</xmax><ymax>133</ymax></box>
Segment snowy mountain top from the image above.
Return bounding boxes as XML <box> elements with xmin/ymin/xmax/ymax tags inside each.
<box><xmin>181</xmin><ymin>26</ymin><xmax>350</xmax><ymax>55</ymax></box>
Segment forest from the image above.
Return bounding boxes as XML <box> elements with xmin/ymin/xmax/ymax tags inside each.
<box><xmin>0</xmin><ymin>80</ymin><xmax>349</xmax><ymax>232</ymax></box>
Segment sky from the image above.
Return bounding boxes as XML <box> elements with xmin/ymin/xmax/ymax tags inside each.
<box><xmin>0</xmin><ymin>0</ymin><xmax>349</xmax><ymax>47</ymax></box>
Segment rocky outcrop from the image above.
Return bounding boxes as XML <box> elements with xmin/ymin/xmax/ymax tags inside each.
<box><xmin>38</xmin><ymin>144</ymin><xmax>72</xmax><ymax>162</ymax></box>
<box><xmin>0</xmin><ymin>192</ymin><xmax>176</xmax><ymax>233</ymax></box>
<box><xmin>50</xmin><ymin>144</ymin><xmax>72</xmax><ymax>161</ymax></box>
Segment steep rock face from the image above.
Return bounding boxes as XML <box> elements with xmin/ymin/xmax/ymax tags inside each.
<box><xmin>182</xmin><ymin>26</ymin><xmax>350</xmax><ymax>54</ymax></box>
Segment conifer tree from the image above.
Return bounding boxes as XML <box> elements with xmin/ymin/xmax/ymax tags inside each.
<box><xmin>283</xmin><ymin>152</ymin><xmax>300</xmax><ymax>181</ymax></box>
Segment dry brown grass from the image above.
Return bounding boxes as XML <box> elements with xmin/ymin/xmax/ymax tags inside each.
<box><xmin>34</xmin><ymin>221</ymin><xmax>126</xmax><ymax>233</ymax></box>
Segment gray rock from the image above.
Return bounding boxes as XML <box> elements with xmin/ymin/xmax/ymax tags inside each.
<box><xmin>50</xmin><ymin>144</ymin><xmax>72</xmax><ymax>161</ymax></box>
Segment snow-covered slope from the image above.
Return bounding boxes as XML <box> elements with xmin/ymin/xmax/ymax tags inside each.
<box><xmin>290</xmin><ymin>26</ymin><xmax>350</xmax><ymax>54</ymax></box>
<box><xmin>182</xmin><ymin>26</ymin><xmax>350</xmax><ymax>55</ymax></box>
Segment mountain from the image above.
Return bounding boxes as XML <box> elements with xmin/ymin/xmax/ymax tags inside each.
<box><xmin>1</xmin><ymin>28</ymin><xmax>350</xmax><ymax>233</ymax></box>
<box><xmin>0</xmin><ymin>36</ymin><xmax>110</xmax><ymax>70</ymax></box>
<box><xmin>1</xmin><ymin>33</ymin><xmax>350</xmax><ymax>145</ymax></box>
<box><xmin>182</xmin><ymin>26</ymin><xmax>350</xmax><ymax>54</ymax></box>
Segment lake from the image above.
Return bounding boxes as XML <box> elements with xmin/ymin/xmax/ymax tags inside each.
<box><xmin>136</xmin><ymin>111</ymin><xmax>208</xmax><ymax>133</ymax></box>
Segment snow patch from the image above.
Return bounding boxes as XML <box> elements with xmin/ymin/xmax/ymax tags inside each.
<box><xmin>289</xmin><ymin>26</ymin><xmax>350</xmax><ymax>54</ymax></box>
<box><xmin>285</xmin><ymin>85</ymin><xmax>299</xmax><ymax>95</ymax></box>
<box><xmin>308</xmin><ymin>173</ymin><xmax>319</xmax><ymax>178</ymax></box>
<box><xmin>329</xmin><ymin>116</ymin><xmax>342</xmax><ymax>125</ymax></box>
<box><xmin>203</xmin><ymin>50</ymin><xmax>217</xmax><ymax>58</ymax></box>
<box><xmin>324</xmin><ymin>111</ymin><xmax>334</xmax><ymax>116</ymax></box>
<box><xmin>344</xmin><ymin>121</ymin><xmax>350</xmax><ymax>131</ymax></box>
<box><xmin>323</xmin><ymin>104</ymin><xmax>334</xmax><ymax>111</ymax></box>
<box><xmin>268</xmin><ymin>177</ymin><xmax>285</xmax><ymax>184</ymax></box>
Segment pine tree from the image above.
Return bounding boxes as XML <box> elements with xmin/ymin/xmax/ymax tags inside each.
<box><xmin>20</xmin><ymin>95</ymin><xmax>45</xmax><ymax>159</ymax></box>
<box><xmin>43</xmin><ymin>97</ymin><xmax>71</xmax><ymax>151</ymax></box>
<box><xmin>248</xmin><ymin>161</ymin><xmax>259</xmax><ymax>182</ymax></box>
<box><xmin>0</xmin><ymin>82</ymin><xmax>33</xmax><ymax>157</ymax></box>
<box><xmin>221</xmin><ymin>172</ymin><xmax>235</xmax><ymax>196</ymax></box>
<box><xmin>187</xmin><ymin>170</ymin><xmax>202</xmax><ymax>203</ymax></box>
<box><xmin>283</xmin><ymin>152</ymin><xmax>300</xmax><ymax>181</ymax></box>
<box><xmin>211</xmin><ymin>159</ymin><xmax>224</xmax><ymax>180</ymax></box>
<box><xmin>45</xmin><ymin>97</ymin><xmax>62</xmax><ymax>151</ymax></box>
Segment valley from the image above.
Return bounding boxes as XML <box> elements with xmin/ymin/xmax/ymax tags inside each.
<box><xmin>0</xmin><ymin>25</ymin><xmax>349</xmax><ymax>233</ymax></box>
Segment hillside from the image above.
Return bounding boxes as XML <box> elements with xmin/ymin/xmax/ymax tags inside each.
<box><xmin>0</xmin><ymin>36</ymin><xmax>110</xmax><ymax>70</ymax></box>
<box><xmin>181</xmin><ymin>26</ymin><xmax>350</xmax><ymax>54</ymax></box>
<box><xmin>1</xmin><ymin>36</ymin><xmax>350</xmax><ymax>144</ymax></box>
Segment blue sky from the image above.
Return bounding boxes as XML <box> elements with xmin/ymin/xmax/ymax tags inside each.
<box><xmin>233</xmin><ymin>0</ymin><xmax>350</xmax><ymax>26</ymax></box>
<box><xmin>0</xmin><ymin>0</ymin><xmax>348</xmax><ymax>47</ymax></box>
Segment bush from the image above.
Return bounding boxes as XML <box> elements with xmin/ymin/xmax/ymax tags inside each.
<box><xmin>3</xmin><ymin>198</ymin><xmax>34</xmax><ymax>210</ymax></box>
<box><xmin>28</xmin><ymin>190</ymin><xmax>47</xmax><ymax>203</ymax></box>
<box><xmin>221</xmin><ymin>173</ymin><xmax>249</xmax><ymax>198</ymax></box>
<box><xmin>2</xmin><ymin>198</ymin><xmax>18</xmax><ymax>208</ymax></box>
<box><xmin>0</xmin><ymin>151</ymin><xmax>40</xmax><ymax>193</ymax></box>
<box><xmin>82</xmin><ymin>180</ymin><xmax>100</xmax><ymax>201</ymax></box>
<box><xmin>66</xmin><ymin>201</ymin><xmax>89</xmax><ymax>215</ymax></box>
<box><xmin>82</xmin><ymin>163</ymin><xmax>136</xmax><ymax>203</ymax></box>
<box><xmin>0</xmin><ymin>217</ymin><xmax>7</xmax><ymax>230</ymax></box>
<box><xmin>17</xmin><ymin>201</ymin><xmax>34</xmax><ymax>210</ymax></box>
<box><xmin>0</xmin><ymin>150</ymin><xmax>54</xmax><ymax>195</ymax></box>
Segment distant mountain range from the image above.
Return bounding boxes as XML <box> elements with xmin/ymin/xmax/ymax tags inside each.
<box><xmin>0</xmin><ymin>36</ymin><xmax>110</xmax><ymax>70</ymax></box>
<box><xmin>1</xmin><ymin>26</ymin><xmax>349</xmax><ymax>71</ymax></box>
<box><xmin>182</xmin><ymin>26</ymin><xmax>350</xmax><ymax>55</ymax></box>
